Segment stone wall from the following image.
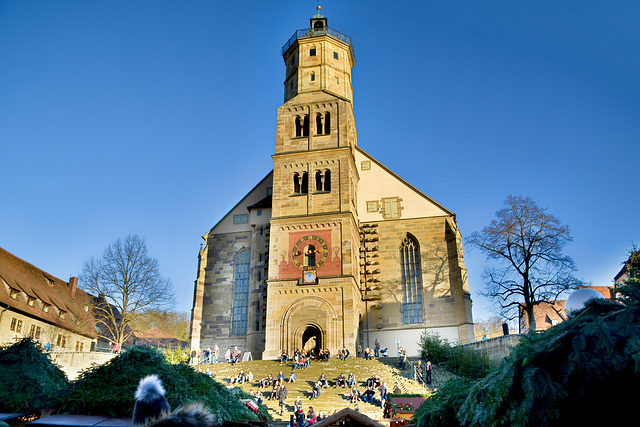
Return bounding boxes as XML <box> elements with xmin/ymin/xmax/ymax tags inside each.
<box><xmin>462</xmin><ymin>334</ymin><xmax>522</xmax><ymax>361</ymax></box>
<box><xmin>50</xmin><ymin>350</ymin><xmax>116</xmax><ymax>380</ymax></box>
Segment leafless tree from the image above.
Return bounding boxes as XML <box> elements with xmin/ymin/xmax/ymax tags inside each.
<box><xmin>80</xmin><ymin>235</ymin><xmax>175</xmax><ymax>348</ymax></box>
<box><xmin>466</xmin><ymin>195</ymin><xmax>581</xmax><ymax>332</ymax></box>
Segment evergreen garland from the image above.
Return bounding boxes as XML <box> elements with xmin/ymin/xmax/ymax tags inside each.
<box><xmin>414</xmin><ymin>276</ymin><xmax>640</xmax><ymax>426</ymax></box>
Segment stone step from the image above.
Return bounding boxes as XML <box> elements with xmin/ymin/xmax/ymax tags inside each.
<box><xmin>195</xmin><ymin>357</ymin><xmax>431</xmax><ymax>421</ymax></box>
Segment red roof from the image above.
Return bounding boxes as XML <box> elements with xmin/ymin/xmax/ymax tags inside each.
<box><xmin>0</xmin><ymin>246</ymin><xmax>97</xmax><ymax>338</ymax></box>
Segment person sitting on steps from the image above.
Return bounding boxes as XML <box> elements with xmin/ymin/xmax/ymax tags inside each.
<box><xmin>336</xmin><ymin>373</ymin><xmax>346</xmax><ymax>388</ymax></box>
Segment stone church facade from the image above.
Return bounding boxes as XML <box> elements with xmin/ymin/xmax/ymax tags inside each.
<box><xmin>190</xmin><ymin>12</ymin><xmax>474</xmax><ymax>359</ymax></box>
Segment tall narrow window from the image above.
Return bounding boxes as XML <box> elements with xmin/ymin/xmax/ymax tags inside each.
<box><xmin>301</xmin><ymin>172</ymin><xmax>309</xmax><ymax>194</ymax></box>
<box><xmin>315</xmin><ymin>171</ymin><xmax>323</xmax><ymax>191</ymax></box>
<box><xmin>305</xmin><ymin>245</ymin><xmax>317</xmax><ymax>266</ymax></box>
<box><xmin>311</xmin><ymin>71</ymin><xmax>315</xmax><ymax>81</ymax></box>
<box><xmin>401</xmin><ymin>235</ymin><xmax>423</xmax><ymax>324</ymax></box>
<box><xmin>324</xmin><ymin>113</ymin><xmax>331</xmax><ymax>134</ymax></box>
<box><xmin>316</xmin><ymin>114</ymin><xmax>323</xmax><ymax>135</ymax></box>
<box><xmin>293</xmin><ymin>173</ymin><xmax>301</xmax><ymax>193</ymax></box>
<box><xmin>295</xmin><ymin>116</ymin><xmax>302</xmax><ymax>137</ymax></box>
<box><xmin>303</xmin><ymin>115</ymin><xmax>309</xmax><ymax>136</ymax></box>
<box><xmin>232</xmin><ymin>249</ymin><xmax>250</xmax><ymax>335</ymax></box>
<box><xmin>323</xmin><ymin>169</ymin><xmax>331</xmax><ymax>191</ymax></box>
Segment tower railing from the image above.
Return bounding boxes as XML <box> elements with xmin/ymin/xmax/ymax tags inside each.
<box><xmin>282</xmin><ymin>27</ymin><xmax>355</xmax><ymax>60</ymax></box>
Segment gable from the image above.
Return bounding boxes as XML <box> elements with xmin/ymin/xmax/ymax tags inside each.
<box><xmin>207</xmin><ymin>171</ymin><xmax>273</xmax><ymax>236</ymax></box>
<box><xmin>355</xmin><ymin>147</ymin><xmax>453</xmax><ymax>222</ymax></box>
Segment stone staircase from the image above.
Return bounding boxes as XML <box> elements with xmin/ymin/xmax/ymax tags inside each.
<box><xmin>195</xmin><ymin>357</ymin><xmax>431</xmax><ymax>422</ymax></box>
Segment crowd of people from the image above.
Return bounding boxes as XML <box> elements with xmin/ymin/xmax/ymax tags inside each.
<box><xmin>191</xmin><ymin>345</ymin><xmax>243</xmax><ymax>365</ymax></box>
<box><xmin>192</xmin><ymin>341</ymin><xmax>433</xmax><ymax>424</ymax></box>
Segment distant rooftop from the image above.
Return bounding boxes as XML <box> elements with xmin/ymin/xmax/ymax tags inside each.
<box><xmin>282</xmin><ymin>26</ymin><xmax>354</xmax><ymax>59</ymax></box>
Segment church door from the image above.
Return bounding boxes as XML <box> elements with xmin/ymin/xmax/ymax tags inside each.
<box><xmin>302</xmin><ymin>325</ymin><xmax>322</xmax><ymax>355</ymax></box>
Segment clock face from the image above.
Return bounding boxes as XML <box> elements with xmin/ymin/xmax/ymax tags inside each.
<box><xmin>303</xmin><ymin>270</ymin><xmax>317</xmax><ymax>283</ymax></box>
<box><xmin>291</xmin><ymin>235</ymin><xmax>329</xmax><ymax>269</ymax></box>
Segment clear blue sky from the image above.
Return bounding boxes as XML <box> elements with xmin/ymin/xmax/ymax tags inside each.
<box><xmin>2</xmin><ymin>1</ymin><xmax>639</xmax><ymax>323</ymax></box>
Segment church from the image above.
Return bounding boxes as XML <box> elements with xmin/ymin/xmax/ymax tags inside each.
<box><xmin>189</xmin><ymin>11</ymin><xmax>474</xmax><ymax>359</ymax></box>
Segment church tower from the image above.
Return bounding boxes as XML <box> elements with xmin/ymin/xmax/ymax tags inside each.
<box><xmin>263</xmin><ymin>8</ymin><xmax>363</xmax><ymax>358</ymax></box>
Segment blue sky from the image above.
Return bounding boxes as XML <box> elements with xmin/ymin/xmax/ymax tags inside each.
<box><xmin>2</xmin><ymin>1</ymin><xmax>639</xmax><ymax>323</ymax></box>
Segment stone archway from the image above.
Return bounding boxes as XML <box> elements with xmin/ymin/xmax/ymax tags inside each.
<box><xmin>279</xmin><ymin>295</ymin><xmax>339</xmax><ymax>354</ymax></box>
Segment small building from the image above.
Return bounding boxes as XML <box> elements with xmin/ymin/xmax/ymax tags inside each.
<box><xmin>314</xmin><ymin>408</ymin><xmax>386</xmax><ymax>427</ymax></box>
<box><xmin>0</xmin><ymin>246</ymin><xmax>97</xmax><ymax>352</ymax></box>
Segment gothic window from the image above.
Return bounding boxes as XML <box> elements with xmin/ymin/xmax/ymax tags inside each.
<box><xmin>316</xmin><ymin>114</ymin><xmax>323</xmax><ymax>135</ymax></box>
<box><xmin>232</xmin><ymin>249</ymin><xmax>250</xmax><ymax>335</ymax></box>
<box><xmin>401</xmin><ymin>235</ymin><xmax>423</xmax><ymax>324</ymax></box>
<box><xmin>324</xmin><ymin>112</ymin><xmax>331</xmax><ymax>134</ymax></box>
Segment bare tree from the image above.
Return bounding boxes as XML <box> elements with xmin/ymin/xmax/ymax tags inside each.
<box><xmin>466</xmin><ymin>195</ymin><xmax>581</xmax><ymax>332</ymax></box>
<box><xmin>80</xmin><ymin>235</ymin><xmax>175</xmax><ymax>348</ymax></box>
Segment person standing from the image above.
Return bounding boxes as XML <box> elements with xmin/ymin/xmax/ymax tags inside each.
<box><xmin>374</xmin><ymin>339</ymin><xmax>380</xmax><ymax>358</ymax></box>
<box><xmin>379</xmin><ymin>381</ymin><xmax>387</xmax><ymax>409</ymax></box>
<box><xmin>278</xmin><ymin>383</ymin><xmax>288</xmax><ymax>415</ymax></box>
<box><xmin>213</xmin><ymin>344</ymin><xmax>219</xmax><ymax>363</ymax></box>
<box><xmin>415</xmin><ymin>360</ymin><xmax>424</xmax><ymax>385</ymax></box>
<box><xmin>426</xmin><ymin>361</ymin><xmax>433</xmax><ymax>385</ymax></box>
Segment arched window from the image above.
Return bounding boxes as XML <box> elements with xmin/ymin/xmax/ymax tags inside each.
<box><xmin>324</xmin><ymin>113</ymin><xmax>331</xmax><ymax>134</ymax></box>
<box><xmin>315</xmin><ymin>170</ymin><xmax>323</xmax><ymax>191</ymax></box>
<box><xmin>232</xmin><ymin>249</ymin><xmax>250</xmax><ymax>335</ymax></box>
<box><xmin>293</xmin><ymin>173</ymin><xmax>301</xmax><ymax>193</ymax></box>
<box><xmin>316</xmin><ymin>114</ymin><xmax>323</xmax><ymax>135</ymax></box>
<box><xmin>323</xmin><ymin>169</ymin><xmax>331</xmax><ymax>191</ymax></box>
<box><xmin>303</xmin><ymin>115</ymin><xmax>309</xmax><ymax>137</ymax></box>
<box><xmin>301</xmin><ymin>172</ymin><xmax>309</xmax><ymax>194</ymax></box>
<box><xmin>295</xmin><ymin>116</ymin><xmax>302</xmax><ymax>137</ymax></box>
<box><xmin>311</xmin><ymin>71</ymin><xmax>315</xmax><ymax>82</ymax></box>
<box><xmin>400</xmin><ymin>235</ymin><xmax>423</xmax><ymax>324</ymax></box>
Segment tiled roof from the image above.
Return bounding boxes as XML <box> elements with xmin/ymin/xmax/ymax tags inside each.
<box><xmin>0</xmin><ymin>246</ymin><xmax>97</xmax><ymax>338</ymax></box>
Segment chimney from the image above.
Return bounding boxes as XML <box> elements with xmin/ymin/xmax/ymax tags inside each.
<box><xmin>69</xmin><ymin>276</ymin><xmax>78</xmax><ymax>298</ymax></box>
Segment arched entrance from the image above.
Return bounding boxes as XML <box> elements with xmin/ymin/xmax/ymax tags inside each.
<box><xmin>302</xmin><ymin>325</ymin><xmax>322</xmax><ymax>354</ymax></box>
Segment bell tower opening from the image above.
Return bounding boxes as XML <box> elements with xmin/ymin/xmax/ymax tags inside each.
<box><xmin>302</xmin><ymin>325</ymin><xmax>322</xmax><ymax>355</ymax></box>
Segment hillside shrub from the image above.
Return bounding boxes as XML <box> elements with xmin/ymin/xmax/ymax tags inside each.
<box><xmin>60</xmin><ymin>346</ymin><xmax>270</xmax><ymax>421</ymax></box>
<box><xmin>419</xmin><ymin>332</ymin><xmax>494</xmax><ymax>379</ymax></box>
<box><xmin>0</xmin><ymin>337</ymin><xmax>69</xmax><ymax>416</ymax></box>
